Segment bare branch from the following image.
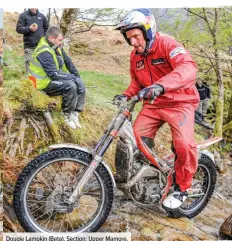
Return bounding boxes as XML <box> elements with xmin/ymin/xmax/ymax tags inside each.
<box><xmin>202</xmin><ymin>8</ymin><xmax>214</xmax><ymax>37</ymax></box>
<box><xmin>213</xmin><ymin>8</ymin><xmax>218</xmax><ymax>35</ymax></box>
<box><xmin>53</xmin><ymin>8</ymin><xmax>60</xmax><ymax>26</ymax></box>
<box><xmin>184</xmin><ymin>8</ymin><xmax>206</xmax><ymax>21</ymax></box>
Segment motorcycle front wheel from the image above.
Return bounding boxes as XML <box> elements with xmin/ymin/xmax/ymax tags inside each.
<box><xmin>13</xmin><ymin>148</ymin><xmax>114</xmax><ymax>233</ymax></box>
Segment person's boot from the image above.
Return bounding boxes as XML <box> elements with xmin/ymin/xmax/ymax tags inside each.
<box><xmin>64</xmin><ymin>113</ymin><xmax>76</xmax><ymax>129</ymax></box>
<box><xmin>71</xmin><ymin>111</ymin><xmax>82</xmax><ymax>128</ymax></box>
<box><xmin>162</xmin><ymin>185</ymin><xmax>188</xmax><ymax>209</ymax></box>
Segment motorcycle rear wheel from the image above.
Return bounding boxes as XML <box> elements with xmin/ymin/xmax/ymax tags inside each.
<box><xmin>163</xmin><ymin>154</ymin><xmax>217</xmax><ymax>218</ymax></box>
<box><xmin>13</xmin><ymin>148</ymin><xmax>114</xmax><ymax>232</ymax></box>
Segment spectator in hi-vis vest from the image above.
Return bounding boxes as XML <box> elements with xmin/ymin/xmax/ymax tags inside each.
<box><xmin>28</xmin><ymin>26</ymin><xmax>85</xmax><ymax>129</ymax></box>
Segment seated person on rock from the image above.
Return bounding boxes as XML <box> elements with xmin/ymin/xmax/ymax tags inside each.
<box><xmin>28</xmin><ymin>26</ymin><xmax>85</xmax><ymax>129</ymax></box>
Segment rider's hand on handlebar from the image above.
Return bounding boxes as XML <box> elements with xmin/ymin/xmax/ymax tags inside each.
<box><xmin>138</xmin><ymin>84</ymin><xmax>164</xmax><ymax>102</ymax></box>
<box><xmin>113</xmin><ymin>94</ymin><xmax>128</xmax><ymax>103</ymax></box>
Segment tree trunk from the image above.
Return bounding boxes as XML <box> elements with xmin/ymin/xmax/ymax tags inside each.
<box><xmin>60</xmin><ymin>8</ymin><xmax>78</xmax><ymax>38</ymax></box>
<box><xmin>47</xmin><ymin>8</ymin><xmax>51</xmax><ymax>26</ymax></box>
<box><xmin>43</xmin><ymin>111</ymin><xmax>61</xmax><ymax>143</ymax></box>
<box><xmin>213</xmin><ymin>45</ymin><xmax>224</xmax><ymax>137</ymax></box>
<box><xmin>226</xmin><ymin>90</ymin><xmax>232</xmax><ymax>124</ymax></box>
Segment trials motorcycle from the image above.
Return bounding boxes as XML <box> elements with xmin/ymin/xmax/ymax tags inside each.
<box><xmin>13</xmin><ymin>96</ymin><xmax>222</xmax><ymax>233</ymax></box>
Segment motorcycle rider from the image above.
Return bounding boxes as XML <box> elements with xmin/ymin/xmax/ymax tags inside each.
<box><xmin>114</xmin><ymin>8</ymin><xmax>200</xmax><ymax>209</ymax></box>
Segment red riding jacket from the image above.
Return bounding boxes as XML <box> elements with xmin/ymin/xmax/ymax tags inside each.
<box><xmin>123</xmin><ymin>32</ymin><xmax>200</xmax><ymax>108</ymax></box>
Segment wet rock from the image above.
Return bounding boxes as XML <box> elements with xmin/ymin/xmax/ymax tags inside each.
<box><xmin>130</xmin><ymin>228</ymin><xmax>140</xmax><ymax>237</ymax></box>
<box><xmin>216</xmin><ymin>160</ymin><xmax>228</xmax><ymax>174</ymax></box>
<box><xmin>100</xmin><ymin>215</ymin><xmax>128</xmax><ymax>232</ymax></box>
<box><xmin>214</xmin><ymin>150</ymin><xmax>228</xmax><ymax>174</ymax></box>
<box><xmin>227</xmin><ymin>160</ymin><xmax>232</xmax><ymax>167</ymax></box>
<box><xmin>219</xmin><ymin>214</ymin><xmax>232</xmax><ymax>240</ymax></box>
<box><xmin>100</xmin><ymin>194</ymin><xmax>231</xmax><ymax>240</ymax></box>
<box><xmin>159</xmin><ymin>228</ymin><xmax>195</xmax><ymax>241</ymax></box>
<box><xmin>119</xmin><ymin>201</ymin><xmax>139</xmax><ymax>214</ymax></box>
<box><xmin>140</xmin><ymin>227</ymin><xmax>160</xmax><ymax>239</ymax></box>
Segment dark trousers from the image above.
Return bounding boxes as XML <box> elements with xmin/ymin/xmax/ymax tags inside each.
<box><xmin>43</xmin><ymin>78</ymin><xmax>85</xmax><ymax>114</ymax></box>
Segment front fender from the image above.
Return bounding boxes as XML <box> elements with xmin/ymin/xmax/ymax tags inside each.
<box><xmin>49</xmin><ymin>143</ymin><xmax>116</xmax><ymax>187</ymax></box>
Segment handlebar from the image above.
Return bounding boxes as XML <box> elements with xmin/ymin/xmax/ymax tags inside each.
<box><xmin>110</xmin><ymin>95</ymin><xmax>154</xmax><ymax>113</ymax></box>
<box><xmin>107</xmin><ymin>95</ymin><xmax>139</xmax><ymax>113</ymax></box>
<box><xmin>130</xmin><ymin>95</ymin><xmax>139</xmax><ymax>102</ymax></box>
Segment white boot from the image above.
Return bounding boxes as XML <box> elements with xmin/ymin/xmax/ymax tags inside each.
<box><xmin>162</xmin><ymin>190</ymin><xmax>188</xmax><ymax>209</ymax></box>
<box><xmin>71</xmin><ymin>111</ymin><xmax>82</xmax><ymax>128</ymax></box>
<box><xmin>64</xmin><ymin>113</ymin><xmax>76</xmax><ymax>129</ymax></box>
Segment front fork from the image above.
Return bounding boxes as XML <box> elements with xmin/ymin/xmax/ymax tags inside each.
<box><xmin>68</xmin><ymin>154</ymin><xmax>103</xmax><ymax>203</ymax></box>
<box><xmin>68</xmin><ymin>111</ymin><xmax>128</xmax><ymax>204</ymax></box>
<box><xmin>68</xmin><ymin>135</ymin><xmax>115</xmax><ymax>204</ymax></box>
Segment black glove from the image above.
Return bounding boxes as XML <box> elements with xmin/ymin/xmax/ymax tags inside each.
<box><xmin>72</xmin><ymin>77</ymin><xmax>84</xmax><ymax>87</ymax></box>
<box><xmin>138</xmin><ymin>84</ymin><xmax>164</xmax><ymax>101</ymax></box>
<box><xmin>113</xmin><ymin>94</ymin><xmax>128</xmax><ymax>102</ymax></box>
<box><xmin>53</xmin><ymin>70</ymin><xmax>76</xmax><ymax>81</ymax></box>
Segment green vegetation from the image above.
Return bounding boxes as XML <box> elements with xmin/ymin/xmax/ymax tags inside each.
<box><xmin>81</xmin><ymin>70</ymin><xmax>129</xmax><ymax>109</ymax></box>
<box><xmin>3</xmin><ymin>49</ymin><xmax>130</xmax><ymax>111</ymax></box>
<box><xmin>159</xmin><ymin>8</ymin><xmax>232</xmax><ymax>140</ymax></box>
<box><xmin>3</xmin><ymin>49</ymin><xmax>25</xmax><ymax>80</ymax></box>
<box><xmin>4</xmin><ymin>8</ymin><xmax>231</xmax><ymax>166</ymax></box>
<box><xmin>3</xmin><ymin>53</ymin><xmax>133</xmax><ymax>160</ymax></box>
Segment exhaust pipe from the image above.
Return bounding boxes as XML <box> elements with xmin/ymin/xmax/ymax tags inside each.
<box><xmin>124</xmin><ymin>165</ymin><xmax>159</xmax><ymax>189</ymax></box>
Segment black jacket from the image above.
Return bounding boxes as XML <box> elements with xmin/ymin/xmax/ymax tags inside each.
<box><xmin>36</xmin><ymin>39</ymin><xmax>80</xmax><ymax>81</ymax></box>
<box><xmin>16</xmin><ymin>9</ymin><xmax>49</xmax><ymax>49</ymax></box>
<box><xmin>196</xmin><ymin>82</ymin><xmax>211</xmax><ymax>100</ymax></box>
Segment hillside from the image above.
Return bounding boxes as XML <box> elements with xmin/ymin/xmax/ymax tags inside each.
<box><xmin>2</xmin><ymin>11</ymin><xmax>232</xmax><ymax>240</ymax></box>
<box><xmin>3</xmin><ymin>12</ymin><xmax>131</xmax><ymax>76</ymax></box>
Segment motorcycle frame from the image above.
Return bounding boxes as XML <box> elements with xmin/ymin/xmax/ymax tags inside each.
<box><xmin>49</xmin><ymin>98</ymin><xmax>223</xmax><ymax>204</ymax></box>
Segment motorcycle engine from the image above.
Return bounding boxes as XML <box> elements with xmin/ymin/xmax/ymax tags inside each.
<box><xmin>130</xmin><ymin>172</ymin><xmax>162</xmax><ymax>204</ymax></box>
<box><xmin>115</xmin><ymin>139</ymin><xmax>162</xmax><ymax>204</ymax></box>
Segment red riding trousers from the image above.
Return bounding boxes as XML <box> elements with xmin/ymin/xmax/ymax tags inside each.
<box><xmin>133</xmin><ymin>105</ymin><xmax>198</xmax><ymax>191</ymax></box>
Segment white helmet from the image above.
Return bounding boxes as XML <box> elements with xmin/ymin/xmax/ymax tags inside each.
<box><xmin>116</xmin><ymin>8</ymin><xmax>156</xmax><ymax>47</ymax></box>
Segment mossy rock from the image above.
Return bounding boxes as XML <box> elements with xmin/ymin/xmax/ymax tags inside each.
<box><xmin>7</xmin><ymin>78</ymin><xmax>61</xmax><ymax>111</ymax></box>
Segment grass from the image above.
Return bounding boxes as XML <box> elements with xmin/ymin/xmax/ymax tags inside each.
<box><xmin>3</xmin><ymin>50</ymin><xmax>135</xmax><ymax>149</ymax></box>
<box><xmin>3</xmin><ymin>48</ymin><xmax>26</xmax><ymax>81</ymax></box>
<box><xmin>81</xmin><ymin>70</ymin><xmax>130</xmax><ymax>109</ymax></box>
<box><xmin>3</xmin><ymin>49</ymin><xmax>130</xmax><ymax>109</ymax></box>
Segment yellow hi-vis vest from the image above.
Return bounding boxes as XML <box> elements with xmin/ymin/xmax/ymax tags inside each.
<box><xmin>28</xmin><ymin>37</ymin><xmax>68</xmax><ymax>90</ymax></box>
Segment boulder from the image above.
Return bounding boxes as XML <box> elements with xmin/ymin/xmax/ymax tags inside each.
<box><xmin>219</xmin><ymin>214</ymin><xmax>232</xmax><ymax>239</ymax></box>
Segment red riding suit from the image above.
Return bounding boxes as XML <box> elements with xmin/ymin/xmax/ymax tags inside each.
<box><xmin>123</xmin><ymin>32</ymin><xmax>200</xmax><ymax>191</ymax></box>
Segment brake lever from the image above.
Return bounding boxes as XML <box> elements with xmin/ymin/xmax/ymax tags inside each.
<box><xmin>149</xmin><ymin>96</ymin><xmax>157</xmax><ymax>104</ymax></box>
